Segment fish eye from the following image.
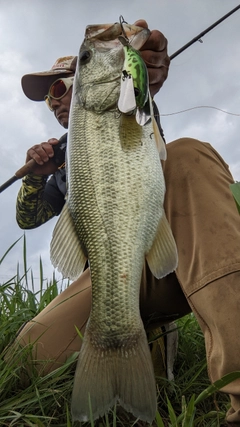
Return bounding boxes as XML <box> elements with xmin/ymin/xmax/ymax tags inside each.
<box><xmin>80</xmin><ymin>50</ymin><xmax>91</xmax><ymax>64</ymax></box>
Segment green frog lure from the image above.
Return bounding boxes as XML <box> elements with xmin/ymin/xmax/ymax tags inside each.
<box><xmin>118</xmin><ymin>37</ymin><xmax>150</xmax><ymax>124</ymax></box>
<box><xmin>118</xmin><ymin>16</ymin><xmax>166</xmax><ymax>159</ymax></box>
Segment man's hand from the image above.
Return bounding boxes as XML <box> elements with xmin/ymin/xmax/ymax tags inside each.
<box><xmin>25</xmin><ymin>138</ymin><xmax>60</xmax><ymax>176</ymax></box>
<box><xmin>134</xmin><ymin>19</ymin><xmax>170</xmax><ymax>98</ymax></box>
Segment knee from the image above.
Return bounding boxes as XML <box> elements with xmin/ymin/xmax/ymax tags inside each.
<box><xmin>163</xmin><ymin>138</ymin><xmax>206</xmax><ymax>185</ymax></box>
<box><xmin>166</xmin><ymin>137</ymin><xmax>208</xmax><ymax>161</ymax></box>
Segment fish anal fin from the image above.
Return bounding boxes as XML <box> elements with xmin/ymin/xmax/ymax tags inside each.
<box><xmin>50</xmin><ymin>203</ymin><xmax>87</xmax><ymax>280</ymax></box>
<box><xmin>71</xmin><ymin>329</ymin><xmax>157</xmax><ymax>423</ymax></box>
<box><xmin>146</xmin><ymin>212</ymin><xmax>178</xmax><ymax>279</ymax></box>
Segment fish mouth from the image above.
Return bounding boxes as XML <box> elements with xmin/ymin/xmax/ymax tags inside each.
<box><xmin>78</xmin><ymin>76</ymin><xmax>120</xmax><ymax>110</ymax></box>
<box><xmin>85</xmin><ymin>20</ymin><xmax>150</xmax><ymax>50</ymax></box>
<box><xmin>78</xmin><ymin>75</ymin><xmax>121</xmax><ymax>92</ymax></box>
<box><xmin>92</xmin><ymin>75</ymin><xmax>120</xmax><ymax>85</ymax></box>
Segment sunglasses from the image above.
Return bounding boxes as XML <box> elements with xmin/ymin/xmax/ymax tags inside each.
<box><xmin>44</xmin><ymin>76</ymin><xmax>74</xmax><ymax>111</ymax></box>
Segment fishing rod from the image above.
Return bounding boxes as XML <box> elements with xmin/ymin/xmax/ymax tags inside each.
<box><xmin>0</xmin><ymin>5</ymin><xmax>239</xmax><ymax>194</ymax></box>
<box><xmin>170</xmin><ymin>4</ymin><xmax>240</xmax><ymax>60</ymax></box>
<box><xmin>169</xmin><ymin>4</ymin><xmax>240</xmax><ymax>212</ymax></box>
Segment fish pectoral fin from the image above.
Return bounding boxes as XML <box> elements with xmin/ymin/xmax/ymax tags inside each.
<box><xmin>50</xmin><ymin>203</ymin><xmax>87</xmax><ymax>280</ymax></box>
<box><xmin>146</xmin><ymin>212</ymin><xmax>178</xmax><ymax>279</ymax></box>
<box><xmin>71</xmin><ymin>328</ymin><xmax>157</xmax><ymax>423</ymax></box>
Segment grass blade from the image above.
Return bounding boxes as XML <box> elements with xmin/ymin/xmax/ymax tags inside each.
<box><xmin>155</xmin><ymin>410</ymin><xmax>165</xmax><ymax>427</ymax></box>
<box><xmin>0</xmin><ymin>236</ymin><xmax>22</xmax><ymax>265</ymax></box>
<box><xmin>195</xmin><ymin>371</ymin><xmax>240</xmax><ymax>405</ymax></box>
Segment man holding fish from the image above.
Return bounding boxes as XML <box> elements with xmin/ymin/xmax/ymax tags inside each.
<box><xmin>12</xmin><ymin>18</ymin><xmax>240</xmax><ymax>426</ymax></box>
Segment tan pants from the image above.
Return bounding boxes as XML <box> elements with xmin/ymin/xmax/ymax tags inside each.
<box><xmin>16</xmin><ymin>138</ymin><xmax>240</xmax><ymax>423</ymax></box>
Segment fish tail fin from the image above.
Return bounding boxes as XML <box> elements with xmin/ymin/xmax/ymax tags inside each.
<box><xmin>71</xmin><ymin>329</ymin><xmax>157</xmax><ymax>423</ymax></box>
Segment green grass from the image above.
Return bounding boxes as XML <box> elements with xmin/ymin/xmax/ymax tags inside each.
<box><xmin>0</xmin><ymin>236</ymin><xmax>239</xmax><ymax>426</ymax></box>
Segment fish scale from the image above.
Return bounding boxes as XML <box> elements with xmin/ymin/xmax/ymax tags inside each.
<box><xmin>50</xmin><ymin>21</ymin><xmax>178</xmax><ymax>424</ymax></box>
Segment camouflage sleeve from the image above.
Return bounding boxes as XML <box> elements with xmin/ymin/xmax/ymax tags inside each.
<box><xmin>16</xmin><ymin>174</ymin><xmax>61</xmax><ymax>229</ymax></box>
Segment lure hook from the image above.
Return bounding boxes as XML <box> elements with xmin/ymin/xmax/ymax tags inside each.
<box><xmin>119</xmin><ymin>15</ymin><xmax>129</xmax><ymax>43</ymax></box>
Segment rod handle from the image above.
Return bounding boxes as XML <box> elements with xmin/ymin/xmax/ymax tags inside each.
<box><xmin>15</xmin><ymin>159</ymin><xmax>36</xmax><ymax>179</ymax></box>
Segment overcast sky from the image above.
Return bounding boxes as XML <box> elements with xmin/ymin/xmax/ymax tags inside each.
<box><xmin>0</xmin><ymin>0</ymin><xmax>239</xmax><ymax>288</ymax></box>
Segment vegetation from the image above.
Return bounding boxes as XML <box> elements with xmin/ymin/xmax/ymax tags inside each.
<box><xmin>0</xmin><ymin>236</ymin><xmax>239</xmax><ymax>426</ymax></box>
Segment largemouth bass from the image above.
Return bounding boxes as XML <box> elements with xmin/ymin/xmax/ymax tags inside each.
<box><xmin>50</xmin><ymin>20</ymin><xmax>178</xmax><ymax>423</ymax></box>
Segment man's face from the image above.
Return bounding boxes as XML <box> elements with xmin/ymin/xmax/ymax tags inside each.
<box><xmin>50</xmin><ymin>86</ymin><xmax>73</xmax><ymax>129</ymax></box>
<box><xmin>44</xmin><ymin>75</ymin><xmax>74</xmax><ymax>129</ymax></box>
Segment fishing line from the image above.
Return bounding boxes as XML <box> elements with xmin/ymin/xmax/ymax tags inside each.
<box><xmin>160</xmin><ymin>106</ymin><xmax>240</xmax><ymax>117</ymax></box>
<box><xmin>164</xmin><ymin>7</ymin><xmax>240</xmax><ymax>120</ymax></box>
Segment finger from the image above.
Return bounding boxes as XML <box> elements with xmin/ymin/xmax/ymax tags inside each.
<box><xmin>26</xmin><ymin>143</ymin><xmax>54</xmax><ymax>164</ymax></box>
<box><xmin>147</xmin><ymin>66</ymin><xmax>169</xmax><ymax>85</ymax></box>
<box><xmin>30</xmin><ymin>158</ymin><xmax>59</xmax><ymax>176</ymax></box>
<box><xmin>148</xmin><ymin>67</ymin><xmax>170</xmax><ymax>98</ymax></box>
<box><xmin>141</xmin><ymin>49</ymin><xmax>170</xmax><ymax>69</ymax></box>
<box><xmin>46</xmin><ymin>138</ymin><xmax>60</xmax><ymax>158</ymax></box>
<box><xmin>39</xmin><ymin>142</ymin><xmax>56</xmax><ymax>159</ymax></box>
<box><xmin>133</xmin><ymin>19</ymin><xmax>148</xmax><ymax>29</ymax></box>
<box><xmin>48</xmin><ymin>138</ymin><xmax>59</xmax><ymax>145</ymax></box>
<box><xmin>140</xmin><ymin>30</ymin><xmax>168</xmax><ymax>53</ymax></box>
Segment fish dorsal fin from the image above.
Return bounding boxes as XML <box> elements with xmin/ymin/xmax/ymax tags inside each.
<box><xmin>146</xmin><ymin>212</ymin><xmax>178</xmax><ymax>279</ymax></box>
<box><xmin>50</xmin><ymin>202</ymin><xmax>87</xmax><ymax>280</ymax></box>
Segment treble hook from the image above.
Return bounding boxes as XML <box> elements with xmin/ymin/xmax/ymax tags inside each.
<box><xmin>119</xmin><ymin>15</ymin><xmax>129</xmax><ymax>45</ymax></box>
<box><xmin>119</xmin><ymin>15</ymin><xmax>128</xmax><ymax>25</ymax></box>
